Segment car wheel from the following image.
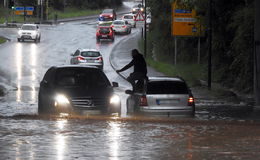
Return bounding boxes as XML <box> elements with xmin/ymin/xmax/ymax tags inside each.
<box><xmin>111</xmin><ymin>37</ymin><xmax>114</xmax><ymax>42</ymax></box>
<box><xmin>96</xmin><ymin>38</ymin><xmax>100</xmax><ymax>43</ymax></box>
<box><xmin>34</xmin><ymin>38</ymin><xmax>38</xmax><ymax>43</ymax></box>
<box><xmin>38</xmin><ymin>37</ymin><xmax>41</xmax><ymax>42</ymax></box>
<box><xmin>129</xmin><ymin>29</ymin><xmax>131</xmax><ymax>34</ymax></box>
<box><xmin>17</xmin><ymin>38</ymin><xmax>20</xmax><ymax>42</ymax></box>
<box><xmin>38</xmin><ymin>94</ymin><xmax>57</xmax><ymax>115</ymax></box>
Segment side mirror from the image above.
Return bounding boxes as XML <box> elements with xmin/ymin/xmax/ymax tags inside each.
<box><xmin>112</xmin><ymin>82</ymin><xmax>119</xmax><ymax>87</ymax></box>
<box><xmin>125</xmin><ymin>90</ymin><xmax>133</xmax><ymax>95</ymax></box>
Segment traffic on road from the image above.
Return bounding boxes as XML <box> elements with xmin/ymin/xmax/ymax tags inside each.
<box><xmin>0</xmin><ymin>1</ymin><xmax>259</xmax><ymax>160</ymax></box>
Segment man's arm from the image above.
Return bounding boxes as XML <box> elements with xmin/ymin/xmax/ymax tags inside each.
<box><xmin>116</xmin><ymin>60</ymin><xmax>134</xmax><ymax>72</ymax></box>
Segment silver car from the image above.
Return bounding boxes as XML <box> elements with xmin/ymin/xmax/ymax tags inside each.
<box><xmin>111</xmin><ymin>20</ymin><xmax>132</xmax><ymax>34</ymax></box>
<box><xmin>17</xmin><ymin>24</ymin><xmax>41</xmax><ymax>43</ymax></box>
<box><xmin>70</xmin><ymin>49</ymin><xmax>103</xmax><ymax>70</ymax></box>
<box><xmin>122</xmin><ymin>14</ymin><xmax>136</xmax><ymax>28</ymax></box>
<box><xmin>126</xmin><ymin>76</ymin><xmax>195</xmax><ymax>116</ymax></box>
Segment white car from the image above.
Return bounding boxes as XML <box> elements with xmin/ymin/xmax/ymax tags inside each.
<box><xmin>111</xmin><ymin>20</ymin><xmax>132</xmax><ymax>34</ymax></box>
<box><xmin>17</xmin><ymin>24</ymin><xmax>41</xmax><ymax>43</ymax></box>
<box><xmin>122</xmin><ymin>14</ymin><xmax>136</xmax><ymax>28</ymax></box>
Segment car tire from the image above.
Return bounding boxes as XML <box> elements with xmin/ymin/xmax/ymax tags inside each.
<box><xmin>111</xmin><ymin>37</ymin><xmax>114</xmax><ymax>42</ymax></box>
<box><xmin>17</xmin><ymin>38</ymin><xmax>20</xmax><ymax>42</ymax></box>
<box><xmin>38</xmin><ymin>37</ymin><xmax>41</xmax><ymax>42</ymax></box>
<box><xmin>96</xmin><ymin>38</ymin><xmax>100</xmax><ymax>43</ymax></box>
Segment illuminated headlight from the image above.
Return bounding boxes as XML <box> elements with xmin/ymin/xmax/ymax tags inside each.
<box><xmin>109</xmin><ymin>94</ymin><xmax>120</xmax><ymax>105</ymax></box>
<box><xmin>54</xmin><ymin>94</ymin><xmax>70</xmax><ymax>107</ymax></box>
<box><xmin>141</xmin><ymin>8</ymin><xmax>144</xmax><ymax>11</ymax></box>
<box><xmin>132</xmin><ymin>9</ymin><xmax>136</xmax><ymax>11</ymax></box>
<box><xmin>18</xmin><ymin>30</ymin><xmax>22</xmax><ymax>35</ymax></box>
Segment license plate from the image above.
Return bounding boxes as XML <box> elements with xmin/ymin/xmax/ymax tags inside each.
<box><xmin>102</xmin><ymin>35</ymin><xmax>107</xmax><ymax>37</ymax></box>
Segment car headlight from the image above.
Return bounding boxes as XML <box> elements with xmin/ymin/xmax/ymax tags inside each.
<box><xmin>132</xmin><ymin>8</ymin><xmax>136</xmax><ymax>11</ymax></box>
<box><xmin>141</xmin><ymin>8</ymin><xmax>144</xmax><ymax>11</ymax></box>
<box><xmin>54</xmin><ymin>94</ymin><xmax>70</xmax><ymax>107</ymax></box>
<box><xmin>110</xmin><ymin>94</ymin><xmax>120</xmax><ymax>105</ymax></box>
<box><xmin>18</xmin><ymin>30</ymin><xmax>22</xmax><ymax>35</ymax></box>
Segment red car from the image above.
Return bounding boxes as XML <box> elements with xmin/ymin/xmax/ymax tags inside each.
<box><xmin>99</xmin><ymin>9</ymin><xmax>117</xmax><ymax>21</ymax></box>
<box><xmin>96</xmin><ymin>26</ymin><xmax>115</xmax><ymax>42</ymax></box>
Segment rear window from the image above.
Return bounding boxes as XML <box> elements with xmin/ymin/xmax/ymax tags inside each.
<box><xmin>124</xmin><ymin>15</ymin><xmax>133</xmax><ymax>19</ymax></box>
<box><xmin>99</xmin><ymin>28</ymin><xmax>110</xmax><ymax>34</ymax></box>
<box><xmin>147</xmin><ymin>81</ymin><xmax>189</xmax><ymax>94</ymax></box>
<box><xmin>113</xmin><ymin>21</ymin><xmax>124</xmax><ymax>25</ymax></box>
<box><xmin>102</xmin><ymin>9</ymin><xmax>113</xmax><ymax>13</ymax></box>
<box><xmin>21</xmin><ymin>25</ymin><xmax>36</xmax><ymax>30</ymax></box>
<box><xmin>81</xmin><ymin>51</ymin><xmax>100</xmax><ymax>57</ymax></box>
<box><xmin>55</xmin><ymin>68</ymin><xmax>110</xmax><ymax>87</ymax></box>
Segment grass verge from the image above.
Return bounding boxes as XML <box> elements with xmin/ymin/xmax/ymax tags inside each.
<box><xmin>0</xmin><ymin>37</ymin><xmax>7</xmax><ymax>44</ymax></box>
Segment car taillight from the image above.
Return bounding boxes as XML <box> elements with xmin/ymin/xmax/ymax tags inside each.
<box><xmin>140</xmin><ymin>95</ymin><xmax>148</xmax><ymax>106</ymax></box>
<box><xmin>122</xmin><ymin>25</ymin><xmax>126</xmax><ymax>28</ymax></box>
<box><xmin>77</xmin><ymin>56</ymin><xmax>85</xmax><ymax>61</ymax></box>
<box><xmin>110</xmin><ymin>15</ymin><xmax>113</xmax><ymax>18</ymax></box>
<box><xmin>111</xmin><ymin>25</ymin><xmax>114</xmax><ymax>28</ymax></box>
<box><xmin>96</xmin><ymin>57</ymin><xmax>103</xmax><ymax>61</ymax></box>
<box><xmin>188</xmin><ymin>97</ymin><xmax>194</xmax><ymax>106</ymax></box>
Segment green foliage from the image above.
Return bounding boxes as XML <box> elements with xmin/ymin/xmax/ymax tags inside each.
<box><xmin>0</xmin><ymin>37</ymin><xmax>6</xmax><ymax>44</ymax></box>
<box><xmin>146</xmin><ymin>0</ymin><xmax>254</xmax><ymax>93</ymax></box>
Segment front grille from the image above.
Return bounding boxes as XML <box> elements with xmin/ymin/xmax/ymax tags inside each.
<box><xmin>71</xmin><ymin>97</ymin><xmax>107</xmax><ymax>109</ymax></box>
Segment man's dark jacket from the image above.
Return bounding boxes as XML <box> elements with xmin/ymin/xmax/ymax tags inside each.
<box><xmin>119</xmin><ymin>53</ymin><xmax>147</xmax><ymax>75</ymax></box>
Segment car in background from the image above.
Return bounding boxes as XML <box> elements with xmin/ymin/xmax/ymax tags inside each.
<box><xmin>70</xmin><ymin>48</ymin><xmax>103</xmax><ymax>70</ymax></box>
<box><xmin>126</xmin><ymin>76</ymin><xmax>195</xmax><ymax>116</ymax></box>
<box><xmin>38</xmin><ymin>65</ymin><xmax>121</xmax><ymax>115</ymax></box>
<box><xmin>131</xmin><ymin>4</ymin><xmax>145</xmax><ymax>14</ymax></box>
<box><xmin>99</xmin><ymin>9</ymin><xmax>117</xmax><ymax>21</ymax></box>
<box><xmin>96</xmin><ymin>26</ymin><xmax>115</xmax><ymax>42</ymax></box>
<box><xmin>111</xmin><ymin>20</ymin><xmax>132</xmax><ymax>34</ymax></box>
<box><xmin>122</xmin><ymin>14</ymin><xmax>136</xmax><ymax>28</ymax></box>
<box><xmin>17</xmin><ymin>24</ymin><xmax>41</xmax><ymax>43</ymax></box>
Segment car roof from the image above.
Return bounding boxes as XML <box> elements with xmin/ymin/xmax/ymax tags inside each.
<box><xmin>54</xmin><ymin>65</ymin><xmax>100</xmax><ymax>69</ymax></box>
<box><xmin>148</xmin><ymin>76</ymin><xmax>185</xmax><ymax>82</ymax></box>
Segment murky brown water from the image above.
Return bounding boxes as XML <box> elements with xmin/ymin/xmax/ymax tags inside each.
<box><xmin>1</xmin><ymin>115</ymin><xmax>260</xmax><ymax>160</ymax></box>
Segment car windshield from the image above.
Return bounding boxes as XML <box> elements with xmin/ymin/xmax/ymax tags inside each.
<box><xmin>81</xmin><ymin>51</ymin><xmax>100</xmax><ymax>57</ymax></box>
<box><xmin>21</xmin><ymin>25</ymin><xmax>36</xmax><ymax>30</ymax></box>
<box><xmin>102</xmin><ymin>9</ymin><xmax>113</xmax><ymax>13</ymax></box>
<box><xmin>124</xmin><ymin>15</ymin><xmax>133</xmax><ymax>19</ymax></box>
<box><xmin>113</xmin><ymin>21</ymin><xmax>124</xmax><ymax>25</ymax></box>
<box><xmin>99</xmin><ymin>28</ymin><xmax>110</xmax><ymax>34</ymax></box>
<box><xmin>147</xmin><ymin>81</ymin><xmax>189</xmax><ymax>94</ymax></box>
<box><xmin>55</xmin><ymin>68</ymin><xmax>110</xmax><ymax>87</ymax></box>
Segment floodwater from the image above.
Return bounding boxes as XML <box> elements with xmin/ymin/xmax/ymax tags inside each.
<box><xmin>1</xmin><ymin>115</ymin><xmax>260</xmax><ymax>160</ymax></box>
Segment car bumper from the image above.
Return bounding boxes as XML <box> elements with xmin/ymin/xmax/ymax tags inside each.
<box><xmin>113</xmin><ymin>28</ymin><xmax>128</xmax><ymax>33</ymax></box>
<box><xmin>18</xmin><ymin>34</ymin><xmax>37</xmax><ymax>39</ymax></box>
<box><xmin>77</xmin><ymin>62</ymin><xmax>103</xmax><ymax>69</ymax></box>
<box><xmin>139</xmin><ymin>106</ymin><xmax>195</xmax><ymax>116</ymax></box>
<box><xmin>97</xmin><ymin>35</ymin><xmax>113</xmax><ymax>40</ymax></box>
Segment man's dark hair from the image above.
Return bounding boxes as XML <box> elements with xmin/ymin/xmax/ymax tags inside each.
<box><xmin>131</xmin><ymin>49</ymin><xmax>139</xmax><ymax>57</ymax></box>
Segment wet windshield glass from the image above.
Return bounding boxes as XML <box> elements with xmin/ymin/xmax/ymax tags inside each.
<box><xmin>81</xmin><ymin>51</ymin><xmax>100</xmax><ymax>57</ymax></box>
<box><xmin>55</xmin><ymin>68</ymin><xmax>110</xmax><ymax>87</ymax></box>
<box><xmin>147</xmin><ymin>81</ymin><xmax>188</xmax><ymax>94</ymax></box>
<box><xmin>113</xmin><ymin>21</ymin><xmax>124</xmax><ymax>25</ymax></box>
<box><xmin>21</xmin><ymin>25</ymin><xmax>36</xmax><ymax>30</ymax></box>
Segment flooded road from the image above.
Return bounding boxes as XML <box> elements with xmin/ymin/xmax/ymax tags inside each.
<box><xmin>1</xmin><ymin>115</ymin><xmax>260</xmax><ymax>160</ymax></box>
<box><xmin>0</xmin><ymin>1</ymin><xmax>260</xmax><ymax>159</ymax></box>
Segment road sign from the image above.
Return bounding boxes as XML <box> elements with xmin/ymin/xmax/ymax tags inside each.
<box><xmin>134</xmin><ymin>11</ymin><xmax>145</xmax><ymax>21</ymax></box>
<box><xmin>171</xmin><ymin>2</ymin><xmax>203</xmax><ymax>37</ymax></box>
<box><xmin>14</xmin><ymin>6</ymin><xmax>34</xmax><ymax>16</ymax></box>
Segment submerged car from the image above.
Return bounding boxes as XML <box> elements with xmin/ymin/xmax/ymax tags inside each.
<box><xmin>96</xmin><ymin>26</ymin><xmax>115</xmax><ymax>42</ymax></box>
<box><xmin>99</xmin><ymin>9</ymin><xmax>117</xmax><ymax>21</ymax></box>
<box><xmin>17</xmin><ymin>24</ymin><xmax>41</xmax><ymax>43</ymax></box>
<box><xmin>111</xmin><ymin>20</ymin><xmax>132</xmax><ymax>34</ymax></box>
<box><xmin>126</xmin><ymin>76</ymin><xmax>195</xmax><ymax>116</ymax></box>
<box><xmin>70</xmin><ymin>48</ymin><xmax>103</xmax><ymax>70</ymax></box>
<box><xmin>122</xmin><ymin>14</ymin><xmax>136</xmax><ymax>28</ymax></box>
<box><xmin>38</xmin><ymin>65</ymin><xmax>121</xmax><ymax>115</ymax></box>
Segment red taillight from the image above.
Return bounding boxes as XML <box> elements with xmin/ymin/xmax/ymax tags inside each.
<box><xmin>111</xmin><ymin>25</ymin><xmax>114</xmax><ymax>28</ymax></box>
<box><xmin>96</xmin><ymin>57</ymin><xmax>103</xmax><ymax>61</ymax></box>
<box><xmin>110</xmin><ymin>15</ymin><xmax>113</xmax><ymax>18</ymax></box>
<box><xmin>188</xmin><ymin>97</ymin><xmax>194</xmax><ymax>106</ymax></box>
<box><xmin>140</xmin><ymin>95</ymin><xmax>148</xmax><ymax>106</ymax></box>
<box><xmin>122</xmin><ymin>25</ymin><xmax>126</xmax><ymax>28</ymax></box>
<box><xmin>77</xmin><ymin>56</ymin><xmax>85</xmax><ymax>61</ymax></box>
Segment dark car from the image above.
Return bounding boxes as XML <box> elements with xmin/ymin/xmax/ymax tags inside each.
<box><xmin>126</xmin><ymin>76</ymin><xmax>195</xmax><ymax>116</ymax></box>
<box><xmin>96</xmin><ymin>26</ymin><xmax>115</xmax><ymax>42</ymax></box>
<box><xmin>38</xmin><ymin>65</ymin><xmax>121</xmax><ymax>115</ymax></box>
<box><xmin>99</xmin><ymin>9</ymin><xmax>117</xmax><ymax>21</ymax></box>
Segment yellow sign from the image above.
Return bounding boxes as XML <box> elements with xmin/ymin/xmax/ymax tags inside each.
<box><xmin>172</xmin><ymin>2</ymin><xmax>203</xmax><ymax>37</ymax></box>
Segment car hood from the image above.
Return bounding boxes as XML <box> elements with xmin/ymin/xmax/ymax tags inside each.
<box><xmin>54</xmin><ymin>86</ymin><xmax>114</xmax><ymax>98</ymax></box>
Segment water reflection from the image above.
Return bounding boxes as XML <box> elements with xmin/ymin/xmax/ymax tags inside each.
<box><xmin>55</xmin><ymin>120</ymin><xmax>68</xmax><ymax>160</ymax></box>
<box><xmin>108</xmin><ymin>121</ymin><xmax>121</xmax><ymax>160</ymax></box>
<box><xmin>15</xmin><ymin>43</ymin><xmax>38</xmax><ymax>102</ymax></box>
